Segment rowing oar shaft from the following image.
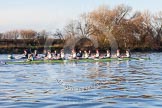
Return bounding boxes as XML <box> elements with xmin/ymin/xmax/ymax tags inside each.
<box><xmin>0</xmin><ymin>61</ymin><xmax>6</xmax><ymax>65</ymax></box>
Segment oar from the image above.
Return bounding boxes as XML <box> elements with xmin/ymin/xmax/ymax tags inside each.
<box><xmin>117</xmin><ymin>58</ymin><xmax>123</xmax><ymax>61</ymax></box>
<box><xmin>14</xmin><ymin>55</ymin><xmax>24</xmax><ymax>59</ymax></box>
<box><xmin>0</xmin><ymin>61</ymin><xmax>7</xmax><ymax>65</ymax></box>
<box><xmin>131</xmin><ymin>57</ymin><xmax>150</xmax><ymax>60</ymax></box>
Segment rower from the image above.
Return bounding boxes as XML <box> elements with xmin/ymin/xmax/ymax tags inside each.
<box><xmin>71</xmin><ymin>49</ymin><xmax>77</xmax><ymax>59</ymax></box>
<box><xmin>22</xmin><ymin>49</ymin><xmax>29</xmax><ymax>59</ymax></box>
<box><xmin>95</xmin><ymin>49</ymin><xmax>100</xmax><ymax>58</ymax></box>
<box><xmin>60</xmin><ymin>49</ymin><xmax>65</xmax><ymax>59</ymax></box>
<box><xmin>116</xmin><ymin>49</ymin><xmax>120</xmax><ymax>58</ymax></box>
<box><xmin>76</xmin><ymin>50</ymin><xmax>83</xmax><ymax>58</ymax></box>
<box><xmin>83</xmin><ymin>50</ymin><xmax>89</xmax><ymax>59</ymax></box>
<box><xmin>27</xmin><ymin>53</ymin><xmax>34</xmax><ymax>61</ymax></box>
<box><xmin>33</xmin><ymin>50</ymin><xmax>38</xmax><ymax>59</ymax></box>
<box><xmin>45</xmin><ymin>50</ymin><xmax>52</xmax><ymax>60</ymax></box>
<box><xmin>53</xmin><ymin>50</ymin><xmax>58</xmax><ymax>57</ymax></box>
<box><xmin>125</xmin><ymin>50</ymin><xmax>131</xmax><ymax>58</ymax></box>
<box><xmin>52</xmin><ymin>50</ymin><xmax>58</xmax><ymax>59</ymax></box>
<box><xmin>88</xmin><ymin>50</ymin><xmax>91</xmax><ymax>57</ymax></box>
<box><xmin>105</xmin><ymin>50</ymin><xmax>111</xmax><ymax>58</ymax></box>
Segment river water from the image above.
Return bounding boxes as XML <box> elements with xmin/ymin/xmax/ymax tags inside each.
<box><xmin>0</xmin><ymin>53</ymin><xmax>162</xmax><ymax>108</ymax></box>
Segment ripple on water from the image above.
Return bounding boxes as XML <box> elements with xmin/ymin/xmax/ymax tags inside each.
<box><xmin>0</xmin><ymin>53</ymin><xmax>162</xmax><ymax>108</ymax></box>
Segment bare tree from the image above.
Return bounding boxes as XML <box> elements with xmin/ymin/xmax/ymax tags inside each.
<box><xmin>76</xmin><ymin>13</ymin><xmax>95</xmax><ymax>38</ymax></box>
<box><xmin>3</xmin><ymin>30</ymin><xmax>19</xmax><ymax>39</ymax></box>
<box><xmin>37</xmin><ymin>30</ymin><xmax>48</xmax><ymax>40</ymax></box>
<box><xmin>153</xmin><ymin>11</ymin><xmax>162</xmax><ymax>45</ymax></box>
<box><xmin>20</xmin><ymin>30</ymin><xmax>36</xmax><ymax>39</ymax></box>
<box><xmin>53</xmin><ymin>29</ymin><xmax>64</xmax><ymax>40</ymax></box>
<box><xmin>64</xmin><ymin>20</ymin><xmax>79</xmax><ymax>39</ymax></box>
<box><xmin>0</xmin><ymin>33</ymin><xmax>3</xmax><ymax>39</ymax></box>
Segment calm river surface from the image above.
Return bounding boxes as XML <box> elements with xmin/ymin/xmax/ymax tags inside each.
<box><xmin>0</xmin><ymin>53</ymin><xmax>162</xmax><ymax>108</ymax></box>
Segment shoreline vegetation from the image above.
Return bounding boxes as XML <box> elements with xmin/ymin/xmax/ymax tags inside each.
<box><xmin>1</xmin><ymin>4</ymin><xmax>162</xmax><ymax>54</ymax></box>
<box><xmin>0</xmin><ymin>39</ymin><xmax>162</xmax><ymax>54</ymax></box>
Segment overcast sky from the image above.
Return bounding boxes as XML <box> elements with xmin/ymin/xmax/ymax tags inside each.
<box><xmin>0</xmin><ymin>0</ymin><xmax>162</xmax><ymax>32</ymax></box>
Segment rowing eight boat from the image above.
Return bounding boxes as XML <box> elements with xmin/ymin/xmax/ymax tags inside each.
<box><xmin>5</xmin><ymin>57</ymin><xmax>150</xmax><ymax>64</ymax></box>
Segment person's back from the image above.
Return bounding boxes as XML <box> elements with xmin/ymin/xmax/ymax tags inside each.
<box><xmin>126</xmin><ymin>50</ymin><xmax>131</xmax><ymax>58</ymax></box>
<box><xmin>53</xmin><ymin>50</ymin><xmax>58</xmax><ymax>57</ymax></box>
<box><xmin>48</xmin><ymin>53</ymin><xmax>52</xmax><ymax>59</ymax></box>
<box><xmin>27</xmin><ymin>53</ymin><xmax>34</xmax><ymax>61</ymax></box>
<box><xmin>83</xmin><ymin>51</ymin><xmax>88</xmax><ymax>59</ymax></box>
<box><xmin>45</xmin><ymin>51</ymin><xmax>52</xmax><ymax>60</ymax></box>
<box><xmin>116</xmin><ymin>49</ymin><xmax>120</xmax><ymax>58</ymax></box>
<box><xmin>95</xmin><ymin>49</ymin><xmax>100</xmax><ymax>58</ymax></box>
<box><xmin>60</xmin><ymin>49</ymin><xmax>65</xmax><ymax>59</ymax></box>
<box><xmin>77</xmin><ymin>50</ymin><xmax>82</xmax><ymax>58</ymax></box>
<box><xmin>88</xmin><ymin>50</ymin><xmax>91</xmax><ymax>57</ymax></box>
<box><xmin>33</xmin><ymin>50</ymin><xmax>38</xmax><ymax>58</ymax></box>
<box><xmin>71</xmin><ymin>49</ymin><xmax>76</xmax><ymax>59</ymax></box>
<box><xmin>23</xmin><ymin>50</ymin><xmax>29</xmax><ymax>59</ymax></box>
<box><xmin>106</xmin><ymin>50</ymin><xmax>111</xmax><ymax>58</ymax></box>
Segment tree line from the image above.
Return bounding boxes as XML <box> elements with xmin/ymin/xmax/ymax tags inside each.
<box><xmin>0</xmin><ymin>29</ymin><xmax>64</xmax><ymax>40</ymax></box>
<box><xmin>62</xmin><ymin>4</ymin><xmax>162</xmax><ymax>51</ymax></box>
<box><xmin>1</xmin><ymin>4</ymin><xmax>162</xmax><ymax>52</ymax></box>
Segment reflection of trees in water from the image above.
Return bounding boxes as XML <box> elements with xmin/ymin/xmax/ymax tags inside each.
<box><xmin>85</xmin><ymin>61</ymin><xmax>128</xmax><ymax>89</ymax></box>
<box><xmin>86</xmin><ymin>62</ymin><xmax>116</xmax><ymax>78</ymax></box>
<box><xmin>86</xmin><ymin>62</ymin><xmax>99</xmax><ymax>79</ymax></box>
<box><xmin>54</xmin><ymin>61</ymin><xmax>130</xmax><ymax>92</ymax></box>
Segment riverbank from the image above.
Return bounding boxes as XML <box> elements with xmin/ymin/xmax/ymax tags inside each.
<box><xmin>1</xmin><ymin>39</ymin><xmax>162</xmax><ymax>54</ymax></box>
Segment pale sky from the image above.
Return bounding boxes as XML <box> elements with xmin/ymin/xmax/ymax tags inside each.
<box><xmin>0</xmin><ymin>0</ymin><xmax>162</xmax><ymax>32</ymax></box>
